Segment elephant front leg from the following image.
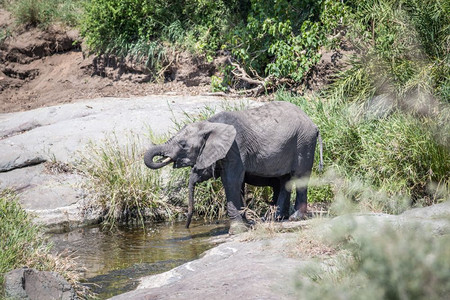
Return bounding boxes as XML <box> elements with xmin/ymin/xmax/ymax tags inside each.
<box><xmin>221</xmin><ymin>169</ymin><xmax>247</xmax><ymax>234</ymax></box>
<box><xmin>223</xmin><ymin>179</ymin><xmax>245</xmax><ymax>222</ymax></box>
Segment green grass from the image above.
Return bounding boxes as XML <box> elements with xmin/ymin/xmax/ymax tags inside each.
<box><xmin>3</xmin><ymin>0</ymin><xmax>82</xmax><ymax>28</ymax></box>
<box><xmin>0</xmin><ymin>190</ymin><xmax>81</xmax><ymax>296</ymax></box>
<box><xmin>277</xmin><ymin>92</ymin><xmax>450</xmax><ymax>213</ymax></box>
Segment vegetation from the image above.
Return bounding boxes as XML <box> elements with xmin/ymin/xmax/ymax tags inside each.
<box><xmin>2</xmin><ymin>0</ymin><xmax>448</xmax><ymax>101</ymax></box>
<box><xmin>78</xmin><ymin>133</ymin><xmax>184</xmax><ymax>228</ymax></box>
<box><xmin>1</xmin><ymin>0</ymin><xmax>82</xmax><ymax>28</ymax></box>
<box><xmin>277</xmin><ymin>92</ymin><xmax>449</xmax><ymax>212</ymax></box>
<box><xmin>0</xmin><ymin>190</ymin><xmax>80</xmax><ymax>296</ymax></box>
<box><xmin>298</xmin><ymin>218</ymin><xmax>450</xmax><ymax>300</ymax></box>
<box><xmin>76</xmin><ymin>0</ymin><xmax>449</xmax><ymax>99</ymax></box>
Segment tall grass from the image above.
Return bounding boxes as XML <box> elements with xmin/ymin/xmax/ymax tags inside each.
<box><xmin>78</xmin><ymin>133</ymin><xmax>182</xmax><ymax>228</ymax></box>
<box><xmin>277</xmin><ymin>92</ymin><xmax>450</xmax><ymax>212</ymax></box>
<box><xmin>334</xmin><ymin>0</ymin><xmax>449</xmax><ymax>104</ymax></box>
<box><xmin>3</xmin><ymin>0</ymin><xmax>82</xmax><ymax>28</ymax></box>
<box><xmin>0</xmin><ymin>190</ymin><xmax>82</xmax><ymax>296</ymax></box>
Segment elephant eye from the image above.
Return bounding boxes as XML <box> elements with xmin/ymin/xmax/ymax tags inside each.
<box><xmin>179</xmin><ymin>140</ymin><xmax>187</xmax><ymax>148</ymax></box>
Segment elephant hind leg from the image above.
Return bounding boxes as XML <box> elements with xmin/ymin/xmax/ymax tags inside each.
<box><xmin>289</xmin><ymin>186</ymin><xmax>307</xmax><ymax>221</ymax></box>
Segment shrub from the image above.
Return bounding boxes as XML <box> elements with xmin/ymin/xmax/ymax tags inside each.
<box><xmin>80</xmin><ymin>0</ymin><xmax>238</xmax><ymax>56</ymax></box>
<box><xmin>228</xmin><ymin>0</ymin><xmax>347</xmax><ymax>81</ymax></box>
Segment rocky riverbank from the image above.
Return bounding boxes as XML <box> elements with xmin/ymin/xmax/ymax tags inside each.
<box><xmin>111</xmin><ymin>202</ymin><xmax>450</xmax><ymax>299</ymax></box>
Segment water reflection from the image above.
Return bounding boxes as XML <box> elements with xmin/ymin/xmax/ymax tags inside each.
<box><xmin>50</xmin><ymin>220</ymin><xmax>228</xmax><ymax>298</ymax></box>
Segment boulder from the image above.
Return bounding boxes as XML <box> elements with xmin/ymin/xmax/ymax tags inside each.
<box><xmin>4</xmin><ymin>268</ymin><xmax>76</xmax><ymax>300</ymax></box>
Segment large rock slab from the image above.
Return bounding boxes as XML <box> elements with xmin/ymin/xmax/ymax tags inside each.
<box><xmin>110</xmin><ymin>233</ymin><xmax>303</xmax><ymax>300</ymax></box>
<box><xmin>0</xmin><ymin>95</ymin><xmax>256</xmax><ymax>231</ymax></box>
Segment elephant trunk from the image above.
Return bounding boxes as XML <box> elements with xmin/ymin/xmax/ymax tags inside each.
<box><xmin>186</xmin><ymin>176</ymin><xmax>196</xmax><ymax>228</ymax></box>
<box><xmin>144</xmin><ymin>145</ymin><xmax>173</xmax><ymax>169</ymax></box>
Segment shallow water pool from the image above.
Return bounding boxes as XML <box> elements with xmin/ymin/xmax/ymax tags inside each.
<box><xmin>50</xmin><ymin>220</ymin><xmax>228</xmax><ymax>298</ymax></box>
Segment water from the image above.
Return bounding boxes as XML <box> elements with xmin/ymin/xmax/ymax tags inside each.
<box><xmin>50</xmin><ymin>220</ymin><xmax>228</xmax><ymax>299</ymax></box>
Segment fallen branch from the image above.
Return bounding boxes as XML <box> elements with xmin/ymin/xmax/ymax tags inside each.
<box><xmin>226</xmin><ymin>58</ymin><xmax>294</xmax><ymax>96</ymax></box>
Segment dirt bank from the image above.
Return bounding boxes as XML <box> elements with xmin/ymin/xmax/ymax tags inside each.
<box><xmin>0</xmin><ymin>9</ymin><xmax>219</xmax><ymax>113</ymax></box>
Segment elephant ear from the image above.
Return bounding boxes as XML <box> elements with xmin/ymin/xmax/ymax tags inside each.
<box><xmin>195</xmin><ymin>122</ymin><xmax>237</xmax><ymax>170</ymax></box>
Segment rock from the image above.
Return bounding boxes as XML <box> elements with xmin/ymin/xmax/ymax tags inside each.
<box><xmin>4</xmin><ymin>268</ymin><xmax>76</xmax><ymax>300</ymax></box>
<box><xmin>110</xmin><ymin>234</ymin><xmax>301</xmax><ymax>300</ymax></box>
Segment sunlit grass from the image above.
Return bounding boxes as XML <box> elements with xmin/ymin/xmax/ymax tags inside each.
<box><xmin>78</xmin><ymin>133</ymin><xmax>183</xmax><ymax>228</ymax></box>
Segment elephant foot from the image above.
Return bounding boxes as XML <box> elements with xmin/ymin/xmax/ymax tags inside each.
<box><xmin>275</xmin><ymin>213</ymin><xmax>290</xmax><ymax>222</ymax></box>
<box><xmin>228</xmin><ymin>221</ymin><xmax>249</xmax><ymax>235</ymax></box>
<box><xmin>289</xmin><ymin>210</ymin><xmax>307</xmax><ymax>221</ymax></box>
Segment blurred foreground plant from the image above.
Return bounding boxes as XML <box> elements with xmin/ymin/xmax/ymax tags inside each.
<box><xmin>298</xmin><ymin>216</ymin><xmax>450</xmax><ymax>300</ymax></box>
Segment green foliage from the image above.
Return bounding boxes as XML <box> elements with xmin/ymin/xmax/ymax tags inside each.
<box><xmin>300</xmin><ymin>221</ymin><xmax>450</xmax><ymax>300</ymax></box>
<box><xmin>80</xmin><ymin>0</ymin><xmax>238</xmax><ymax>58</ymax></box>
<box><xmin>4</xmin><ymin>0</ymin><xmax>82</xmax><ymax>28</ymax></box>
<box><xmin>78</xmin><ymin>0</ymin><xmax>448</xmax><ymax>95</ymax></box>
<box><xmin>228</xmin><ymin>0</ymin><xmax>347</xmax><ymax>80</ymax></box>
<box><xmin>210</xmin><ymin>75</ymin><xmax>228</xmax><ymax>92</ymax></box>
<box><xmin>331</xmin><ymin>0</ymin><xmax>450</xmax><ymax>103</ymax></box>
<box><xmin>79</xmin><ymin>0</ymin><xmax>348</xmax><ymax>83</ymax></box>
<box><xmin>277</xmin><ymin>92</ymin><xmax>450</xmax><ymax>208</ymax></box>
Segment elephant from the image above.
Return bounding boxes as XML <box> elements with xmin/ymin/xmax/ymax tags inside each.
<box><xmin>144</xmin><ymin>101</ymin><xmax>323</xmax><ymax>229</ymax></box>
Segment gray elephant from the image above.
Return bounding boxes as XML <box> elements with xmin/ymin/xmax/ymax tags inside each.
<box><xmin>144</xmin><ymin>101</ymin><xmax>323</xmax><ymax>229</ymax></box>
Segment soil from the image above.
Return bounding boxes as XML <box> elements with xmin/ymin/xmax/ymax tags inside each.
<box><xmin>0</xmin><ymin>9</ymin><xmax>217</xmax><ymax>113</ymax></box>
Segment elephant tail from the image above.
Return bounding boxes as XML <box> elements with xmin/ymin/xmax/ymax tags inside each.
<box><xmin>318</xmin><ymin>132</ymin><xmax>324</xmax><ymax>172</ymax></box>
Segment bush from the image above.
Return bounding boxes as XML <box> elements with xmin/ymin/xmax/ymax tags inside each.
<box><xmin>227</xmin><ymin>0</ymin><xmax>347</xmax><ymax>81</ymax></box>
<box><xmin>80</xmin><ymin>0</ymin><xmax>238</xmax><ymax>57</ymax></box>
